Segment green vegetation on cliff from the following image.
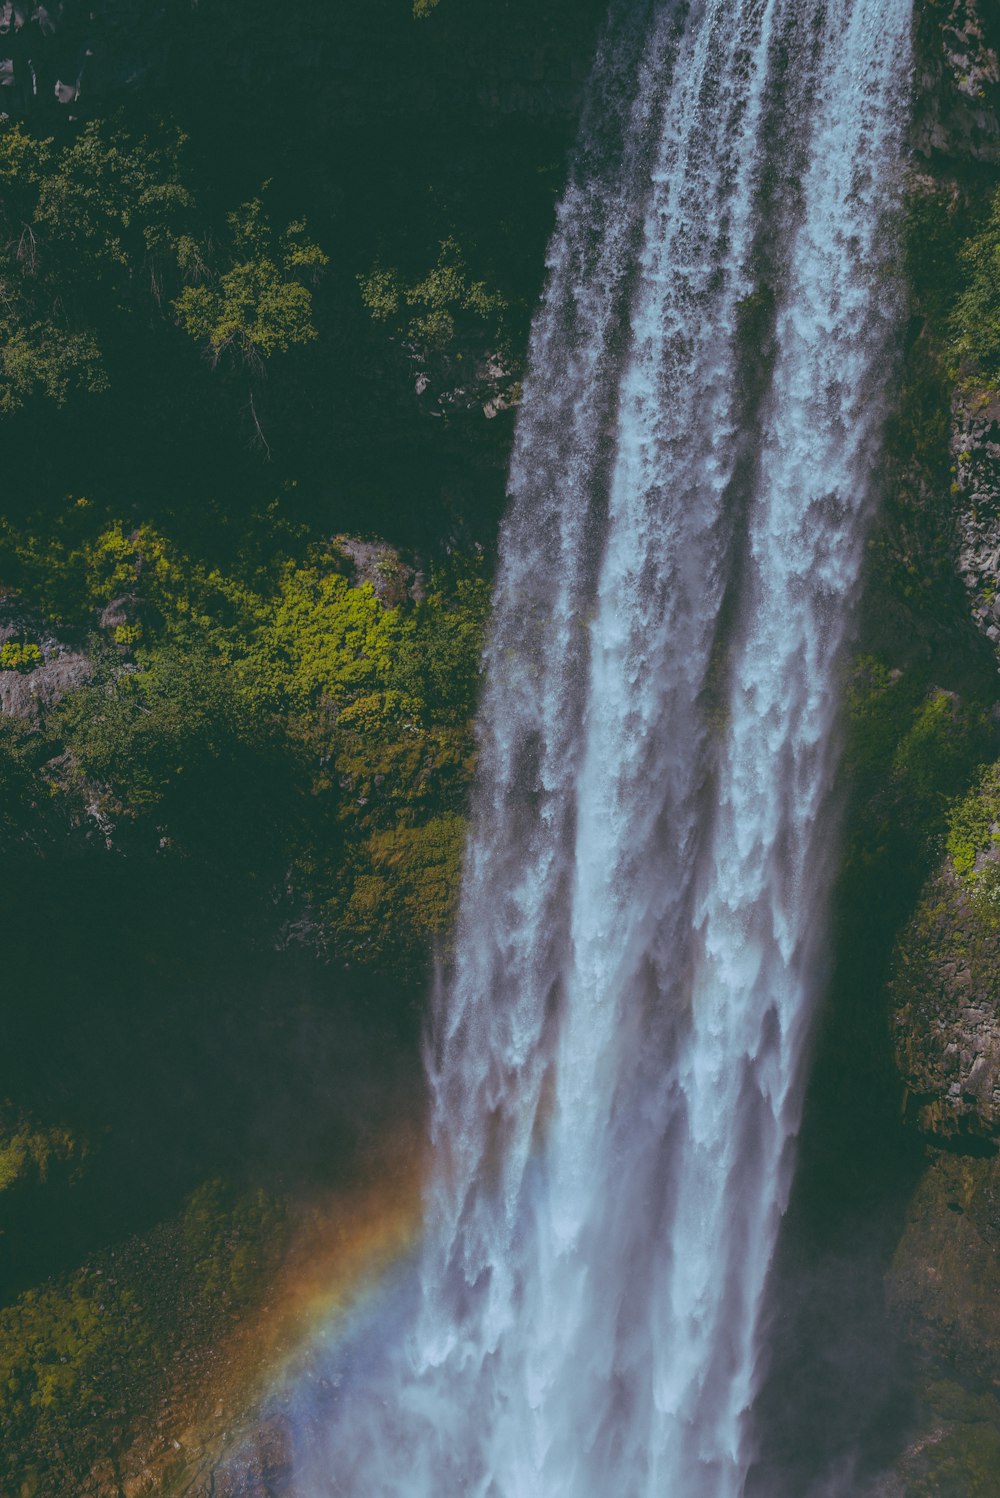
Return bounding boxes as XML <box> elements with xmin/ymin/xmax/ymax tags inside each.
<box><xmin>0</xmin><ymin>120</ymin><xmax>327</xmax><ymax>413</ymax></box>
<box><xmin>0</xmin><ymin>1175</ymin><xmax>288</xmax><ymax>1494</ymax></box>
<box><xmin>0</xmin><ymin>504</ymin><xmax>488</xmax><ymax>967</ymax></box>
<box><xmin>951</xmin><ymin>184</ymin><xmax>1000</xmax><ymax>389</ymax></box>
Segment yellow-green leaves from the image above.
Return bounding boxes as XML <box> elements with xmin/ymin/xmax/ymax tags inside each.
<box><xmin>947</xmin><ymin>763</ymin><xmax>1000</xmax><ymax>881</ymax></box>
<box><xmin>260</xmin><ymin>565</ymin><xmax>399</xmax><ymax>707</ymax></box>
<box><xmin>30</xmin><ymin>120</ymin><xmax>194</xmax><ymax>266</ymax></box>
<box><xmin>0</xmin><ymin>642</ymin><xmax>42</xmax><ymax>671</ymax></box>
<box><xmin>173</xmin><ymin>198</ymin><xmax>328</xmax><ymax>365</ymax></box>
<box><xmin>0</xmin><ymin>118</ymin><xmax>329</xmax><ymax>411</ymax></box>
<box><xmin>0</xmin><ymin>323</ymin><xmax>108</xmax><ymax>413</ymax></box>
<box><xmin>359</xmin><ymin>237</ymin><xmax>508</xmax><ymax>355</ymax></box>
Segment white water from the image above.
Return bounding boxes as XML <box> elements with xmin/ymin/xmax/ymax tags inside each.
<box><xmin>296</xmin><ymin>2</ymin><xmax>912</xmax><ymax>1494</ymax></box>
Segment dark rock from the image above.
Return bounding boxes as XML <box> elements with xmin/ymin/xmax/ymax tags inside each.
<box><xmin>887</xmin><ymin>1149</ymin><xmax>1000</xmax><ymax>1385</ymax></box>
<box><xmin>0</xmin><ymin>650</ymin><xmax>91</xmax><ymax>717</ymax></box>
<box><xmin>99</xmin><ymin>594</ymin><xmax>141</xmax><ymax>631</ymax></box>
<box><xmin>333</xmin><ymin>534</ymin><xmax>423</xmax><ymax>607</ymax></box>
<box><xmin>912</xmin><ymin>0</ymin><xmax>1000</xmax><ymax>166</ymax></box>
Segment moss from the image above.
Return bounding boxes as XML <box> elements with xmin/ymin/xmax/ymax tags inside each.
<box><xmin>892</xmin><ymin>690</ymin><xmax>989</xmax><ymax>814</ymax></box>
<box><xmin>910</xmin><ymin>1423</ymin><xmax>1000</xmax><ymax>1497</ymax></box>
<box><xmin>0</xmin><ymin>1176</ymin><xmax>289</xmax><ymax>1490</ymax></box>
<box><xmin>180</xmin><ymin>1179</ymin><xmax>287</xmax><ymax>1306</ymax></box>
<box><xmin>947</xmin><ymin>763</ymin><xmax>1000</xmax><ymax>880</ymax></box>
<box><xmin>0</xmin><ymin>1270</ymin><xmax>158</xmax><ymax>1450</ymax></box>
<box><xmin>0</xmin><ymin>505</ymin><xmax>488</xmax><ymax>966</ymax></box>
<box><xmin>332</xmin><ymin>811</ymin><xmax>467</xmax><ymax>963</ymax></box>
<box><xmin>889</xmin><ymin>1153</ymin><xmax>1000</xmax><ymax>1385</ymax></box>
<box><xmin>841</xmin><ymin>660</ymin><xmax>994</xmax><ymax>878</ymax></box>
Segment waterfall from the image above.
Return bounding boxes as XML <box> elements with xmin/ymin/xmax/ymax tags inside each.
<box><xmin>296</xmin><ymin>1</ymin><xmax>912</xmax><ymax>1493</ymax></box>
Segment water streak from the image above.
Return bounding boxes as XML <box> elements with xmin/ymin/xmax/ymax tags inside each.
<box><xmin>296</xmin><ymin>2</ymin><xmax>912</xmax><ymax>1493</ymax></box>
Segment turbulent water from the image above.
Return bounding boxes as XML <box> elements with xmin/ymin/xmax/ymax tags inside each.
<box><xmin>296</xmin><ymin>2</ymin><xmax>913</xmax><ymax>1494</ymax></box>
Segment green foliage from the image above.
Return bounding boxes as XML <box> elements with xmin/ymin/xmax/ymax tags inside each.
<box><xmin>57</xmin><ymin>650</ymin><xmax>249</xmax><ymax>814</ymax></box>
<box><xmin>0</xmin><ymin>501</ymin><xmax>274</xmax><ymax>642</ymax></box>
<box><xmin>892</xmin><ymin>689</ymin><xmax>989</xmax><ymax>815</ymax></box>
<box><xmin>0</xmin><ymin>326</ymin><xmax>108</xmax><ymax>413</ymax></box>
<box><xmin>0</xmin><ymin>642</ymin><xmax>41</xmax><ymax>671</ymax></box>
<box><xmin>251</xmin><ymin>559</ymin><xmax>400</xmax><ymax>709</ymax></box>
<box><xmin>0</xmin><ymin>481</ymin><xmax>486</xmax><ymax>968</ymax></box>
<box><xmin>908</xmin><ymin>1389</ymin><xmax>1000</xmax><ymax>1498</ymax></box>
<box><xmin>842</xmin><ymin>659</ymin><xmax>994</xmax><ymax>879</ymax></box>
<box><xmin>844</xmin><ymin>658</ymin><xmax>915</xmax><ymax>794</ymax></box>
<box><xmin>845</xmin><ymin>664</ymin><xmax>985</xmax><ymax>818</ymax></box>
<box><xmin>904</xmin><ymin>184</ymin><xmax>967</xmax><ymax>335</ymax></box>
<box><xmin>951</xmin><ymin>185</ymin><xmax>1000</xmax><ymax>388</ymax></box>
<box><xmin>0</xmin><ymin>1275</ymin><xmax>153</xmax><ymax>1432</ymax></box>
<box><xmin>173</xmin><ymin>196</ymin><xmax>328</xmax><ymax>365</ymax></box>
<box><xmin>0</xmin><ymin>120</ymin><xmax>190</xmax><ymax>411</ymax></box>
<box><xmin>867</xmin><ymin>183</ymin><xmax>983</xmax><ymax>617</ymax></box>
<box><xmin>360</xmin><ymin>236</ymin><xmax>509</xmax><ymax>356</ymax></box>
<box><xmin>0</xmin><ymin>496</ymin><xmax>486</xmax><ymax>968</ymax></box>
<box><xmin>0</xmin><ymin>498</ymin><xmax>108</xmax><ymax>624</ymax></box>
<box><xmin>0</xmin><ymin>1176</ymin><xmax>287</xmax><ymax>1485</ymax></box>
<box><xmin>390</xmin><ymin>573</ymin><xmax>489</xmax><ymax>723</ymax></box>
<box><xmin>241</xmin><ymin>551</ymin><xmax>486</xmax><ymax>965</ymax></box>
<box><xmin>0</xmin><ymin>119</ymin><xmax>328</xmax><ymax>412</ymax></box>
<box><xmin>0</xmin><ymin>1121</ymin><xmax>82</xmax><ymax>1194</ymax></box>
<box><xmin>29</xmin><ymin>120</ymin><xmax>195</xmax><ymax>268</ymax></box>
<box><xmin>331</xmin><ymin>812</ymin><xmax>466</xmax><ymax>961</ymax></box>
<box><xmin>0</xmin><ymin>717</ymin><xmax>62</xmax><ymax>851</ymax></box>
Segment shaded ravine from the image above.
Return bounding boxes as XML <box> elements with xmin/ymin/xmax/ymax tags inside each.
<box><xmin>292</xmin><ymin>2</ymin><xmax>913</xmax><ymax>1494</ymax></box>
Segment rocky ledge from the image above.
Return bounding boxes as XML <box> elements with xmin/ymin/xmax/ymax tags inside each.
<box><xmin>891</xmin><ymin>860</ymin><xmax>1000</xmax><ymax>1142</ymax></box>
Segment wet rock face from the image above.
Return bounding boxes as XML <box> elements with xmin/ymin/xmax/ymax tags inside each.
<box><xmin>891</xmin><ymin>863</ymin><xmax>1000</xmax><ymax>1142</ymax></box>
<box><xmin>955</xmin><ymin>390</ymin><xmax>1000</xmax><ymax>662</ymax></box>
<box><xmin>0</xmin><ymin>592</ymin><xmax>92</xmax><ymax>717</ymax></box>
<box><xmin>0</xmin><ymin>0</ymin><xmax>603</xmax><ymax>130</ymax></box>
<box><xmin>913</xmin><ymin>0</ymin><xmax>1000</xmax><ymax>166</ymax></box>
<box><xmin>89</xmin><ymin>1415</ymin><xmax>295</xmax><ymax>1498</ymax></box>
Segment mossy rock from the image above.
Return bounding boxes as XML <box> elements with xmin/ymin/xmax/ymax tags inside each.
<box><xmin>907</xmin><ymin>1421</ymin><xmax>1000</xmax><ymax>1497</ymax></box>
<box><xmin>900</xmin><ymin>1382</ymin><xmax>1000</xmax><ymax>1497</ymax></box>
<box><xmin>890</xmin><ymin>858</ymin><xmax>1000</xmax><ymax>1140</ymax></box>
<box><xmin>888</xmin><ymin>1150</ymin><xmax>1000</xmax><ymax>1383</ymax></box>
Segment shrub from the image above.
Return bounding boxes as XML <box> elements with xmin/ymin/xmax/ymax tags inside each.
<box><xmin>173</xmin><ymin>197</ymin><xmax>328</xmax><ymax>366</ymax></box>
<box><xmin>0</xmin><ymin>119</ymin><xmax>328</xmax><ymax>411</ymax></box>
<box><xmin>359</xmin><ymin>237</ymin><xmax>510</xmax><ymax>359</ymax></box>
<box><xmin>0</xmin><ymin>642</ymin><xmax>41</xmax><ymax>671</ymax></box>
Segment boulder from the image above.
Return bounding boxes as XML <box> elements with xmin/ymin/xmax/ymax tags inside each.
<box><xmin>0</xmin><ymin>650</ymin><xmax>91</xmax><ymax>718</ymax></box>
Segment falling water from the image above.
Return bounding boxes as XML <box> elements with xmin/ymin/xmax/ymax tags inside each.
<box><xmin>296</xmin><ymin>1</ymin><xmax>912</xmax><ymax>1493</ymax></box>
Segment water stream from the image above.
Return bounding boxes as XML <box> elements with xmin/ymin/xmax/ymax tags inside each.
<box><xmin>296</xmin><ymin>2</ymin><xmax>913</xmax><ymax>1492</ymax></box>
